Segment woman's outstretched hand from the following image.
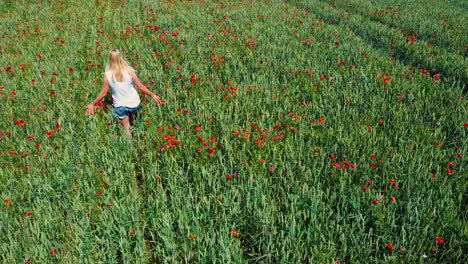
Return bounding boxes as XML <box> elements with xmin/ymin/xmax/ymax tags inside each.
<box><xmin>152</xmin><ymin>94</ymin><xmax>163</xmax><ymax>104</ymax></box>
<box><xmin>86</xmin><ymin>104</ymin><xmax>95</xmax><ymax>115</ymax></box>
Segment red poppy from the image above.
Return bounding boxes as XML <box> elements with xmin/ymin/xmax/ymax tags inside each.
<box><xmin>14</xmin><ymin>120</ymin><xmax>25</xmax><ymax>126</ymax></box>
<box><xmin>4</xmin><ymin>199</ymin><xmax>10</xmax><ymax>206</ymax></box>
<box><xmin>435</xmin><ymin>236</ymin><xmax>444</xmax><ymax>244</ymax></box>
<box><xmin>69</xmin><ymin>67</ymin><xmax>74</xmax><ymax>73</ymax></box>
<box><xmin>189</xmin><ymin>233</ymin><xmax>195</xmax><ymax>240</ymax></box>
<box><xmin>49</xmin><ymin>248</ymin><xmax>57</xmax><ymax>254</ymax></box>
<box><xmin>230</xmin><ymin>230</ymin><xmax>238</xmax><ymax>237</ymax></box>
<box><xmin>385</xmin><ymin>243</ymin><xmax>394</xmax><ymax>250</ymax></box>
<box><xmin>464</xmin><ymin>123</ymin><xmax>468</xmax><ymax>127</ymax></box>
<box><xmin>389</xmin><ymin>196</ymin><xmax>396</xmax><ymax>203</ymax></box>
<box><xmin>26</xmin><ymin>211</ymin><xmax>32</xmax><ymax>216</ymax></box>
<box><xmin>3</xmin><ymin>65</ymin><xmax>13</xmax><ymax>72</ymax></box>
<box><xmin>373</xmin><ymin>200</ymin><xmax>379</xmax><ymax>205</ymax></box>
<box><xmin>208</xmin><ymin>148</ymin><xmax>214</xmax><ymax>155</ymax></box>
<box><xmin>421</xmin><ymin>69</ymin><xmax>428</xmax><ymax>75</ymax></box>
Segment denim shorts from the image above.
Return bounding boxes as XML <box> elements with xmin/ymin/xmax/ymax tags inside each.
<box><xmin>113</xmin><ymin>105</ymin><xmax>140</xmax><ymax>120</ymax></box>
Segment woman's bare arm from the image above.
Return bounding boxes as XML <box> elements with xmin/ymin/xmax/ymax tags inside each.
<box><xmin>86</xmin><ymin>75</ymin><xmax>110</xmax><ymax>115</ymax></box>
<box><xmin>130</xmin><ymin>71</ymin><xmax>162</xmax><ymax>104</ymax></box>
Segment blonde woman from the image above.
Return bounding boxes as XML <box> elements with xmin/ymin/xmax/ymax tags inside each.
<box><xmin>86</xmin><ymin>49</ymin><xmax>161</xmax><ymax>137</ymax></box>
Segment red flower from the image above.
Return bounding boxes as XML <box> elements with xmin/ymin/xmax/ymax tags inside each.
<box><xmin>4</xmin><ymin>199</ymin><xmax>10</xmax><ymax>206</ymax></box>
<box><xmin>446</xmin><ymin>169</ymin><xmax>452</xmax><ymax>175</ymax></box>
<box><xmin>389</xmin><ymin>196</ymin><xmax>396</xmax><ymax>203</ymax></box>
<box><xmin>447</xmin><ymin>162</ymin><xmax>455</xmax><ymax>168</ymax></box>
<box><xmin>155</xmin><ymin>176</ymin><xmax>161</xmax><ymax>182</ymax></box>
<box><xmin>334</xmin><ymin>41</ymin><xmax>340</xmax><ymax>46</ymax></box>
<box><xmin>385</xmin><ymin>243</ymin><xmax>394</xmax><ymax>250</ymax></box>
<box><xmin>464</xmin><ymin>123</ymin><xmax>468</xmax><ymax>127</ymax></box>
<box><xmin>68</xmin><ymin>67</ymin><xmax>74</xmax><ymax>73</ymax></box>
<box><xmin>421</xmin><ymin>69</ymin><xmax>428</xmax><ymax>75</ymax></box>
<box><xmin>433</xmin><ymin>74</ymin><xmax>439</xmax><ymax>82</ymax></box>
<box><xmin>26</xmin><ymin>211</ymin><xmax>33</xmax><ymax>216</ymax></box>
<box><xmin>208</xmin><ymin>148</ymin><xmax>214</xmax><ymax>155</ymax></box>
<box><xmin>3</xmin><ymin>65</ymin><xmax>13</xmax><ymax>72</ymax></box>
<box><xmin>373</xmin><ymin>200</ymin><xmax>379</xmax><ymax>205</ymax></box>
<box><xmin>14</xmin><ymin>119</ymin><xmax>25</xmax><ymax>126</ymax></box>
<box><xmin>230</xmin><ymin>230</ymin><xmax>238</xmax><ymax>237</ymax></box>
<box><xmin>435</xmin><ymin>236</ymin><xmax>444</xmax><ymax>244</ymax></box>
<box><xmin>49</xmin><ymin>248</ymin><xmax>57</xmax><ymax>254</ymax></box>
<box><xmin>189</xmin><ymin>233</ymin><xmax>195</xmax><ymax>240</ymax></box>
<box><xmin>46</xmin><ymin>131</ymin><xmax>53</xmax><ymax>137</ymax></box>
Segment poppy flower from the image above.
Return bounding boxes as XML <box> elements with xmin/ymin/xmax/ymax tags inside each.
<box><xmin>49</xmin><ymin>248</ymin><xmax>57</xmax><ymax>254</ymax></box>
<box><xmin>435</xmin><ymin>236</ymin><xmax>444</xmax><ymax>244</ymax></box>
<box><xmin>68</xmin><ymin>67</ymin><xmax>74</xmax><ymax>73</ymax></box>
<box><xmin>385</xmin><ymin>243</ymin><xmax>394</xmax><ymax>250</ymax></box>
<box><xmin>26</xmin><ymin>211</ymin><xmax>32</xmax><ymax>216</ymax></box>
<box><xmin>14</xmin><ymin>120</ymin><xmax>25</xmax><ymax>126</ymax></box>
<box><xmin>208</xmin><ymin>148</ymin><xmax>214</xmax><ymax>155</ymax></box>
<box><xmin>230</xmin><ymin>230</ymin><xmax>238</xmax><ymax>237</ymax></box>
<box><xmin>3</xmin><ymin>65</ymin><xmax>12</xmax><ymax>72</ymax></box>
<box><xmin>4</xmin><ymin>199</ymin><xmax>10</xmax><ymax>206</ymax></box>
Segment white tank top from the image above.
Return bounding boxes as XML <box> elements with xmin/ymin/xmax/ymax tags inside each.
<box><xmin>105</xmin><ymin>70</ymin><xmax>141</xmax><ymax>108</ymax></box>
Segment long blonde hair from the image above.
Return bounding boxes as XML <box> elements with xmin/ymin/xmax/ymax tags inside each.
<box><xmin>106</xmin><ymin>49</ymin><xmax>134</xmax><ymax>82</ymax></box>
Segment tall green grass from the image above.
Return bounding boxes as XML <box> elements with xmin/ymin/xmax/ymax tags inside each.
<box><xmin>0</xmin><ymin>0</ymin><xmax>467</xmax><ymax>263</ymax></box>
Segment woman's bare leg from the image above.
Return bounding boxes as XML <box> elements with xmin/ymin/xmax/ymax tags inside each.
<box><xmin>118</xmin><ymin>115</ymin><xmax>132</xmax><ymax>138</ymax></box>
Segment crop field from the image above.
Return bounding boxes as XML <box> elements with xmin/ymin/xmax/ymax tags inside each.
<box><xmin>0</xmin><ymin>0</ymin><xmax>467</xmax><ymax>263</ymax></box>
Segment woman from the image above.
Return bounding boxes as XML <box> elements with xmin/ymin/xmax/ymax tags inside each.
<box><xmin>86</xmin><ymin>49</ymin><xmax>161</xmax><ymax>137</ymax></box>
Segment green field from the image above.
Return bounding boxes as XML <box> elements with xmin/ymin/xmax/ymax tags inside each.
<box><xmin>1</xmin><ymin>0</ymin><xmax>467</xmax><ymax>263</ymax></box>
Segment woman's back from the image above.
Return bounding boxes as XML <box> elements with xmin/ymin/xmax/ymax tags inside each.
<box><xmin>105</xmin><ymin>70</ymin><xmax>140</xmax><ymax>108</ymax></box>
